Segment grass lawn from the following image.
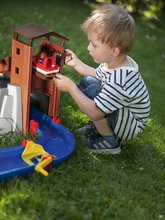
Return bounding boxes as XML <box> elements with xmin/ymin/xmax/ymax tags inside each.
<box><xmin>0</xmin><ymin>0</ymin><xmax>164</xmax><ymax>219</ymax></box>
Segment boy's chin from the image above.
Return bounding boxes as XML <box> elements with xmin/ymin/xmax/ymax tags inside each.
<box><xmin>93</xmin><ymin>59</ymin><xmax>100</xmax><ymax>64</ymax></box>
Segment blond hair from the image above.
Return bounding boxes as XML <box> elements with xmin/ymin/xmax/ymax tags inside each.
<box><xmin>81</xmin><ymin>3</ymin><xmax>135</xmax><ymax>54</ymax></box>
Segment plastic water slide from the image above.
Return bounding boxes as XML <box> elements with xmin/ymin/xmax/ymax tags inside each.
<box><xmin>0</xmin><ymin>106</ymin><xmax>75</xmax><ymax>181</ymax></box>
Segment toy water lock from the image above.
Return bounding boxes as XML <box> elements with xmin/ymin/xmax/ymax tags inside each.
<box><xmin>0</xmin><ymin>24</ymin><xmax>75</xmax><ymax>181</ymax></box>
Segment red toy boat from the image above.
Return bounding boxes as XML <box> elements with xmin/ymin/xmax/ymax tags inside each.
<box><xmin>33</xmin><ymin>55</ymin><xmax>60</xmax><ymax>75</ymax></box>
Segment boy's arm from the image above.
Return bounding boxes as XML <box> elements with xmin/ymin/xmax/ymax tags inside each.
<box><xmin>54</xmin><ymin>75</ymin><xmax>104</xmax><ymax>121</ymax></box>
<box><xmin>65</xmin><ymin>49</ymin><xmax>96</xmax><ymax>77</ymax></box>
<box><xmin>74</xmin><ymin>60</ymin><xmax>96</xmax><ymax>77</ymax></box>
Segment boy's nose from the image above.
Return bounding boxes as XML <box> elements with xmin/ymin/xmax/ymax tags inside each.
<box><xmin>87</xmin><ymin>44</ymin><xmax>91</xmax><ymax>52</ymax></box>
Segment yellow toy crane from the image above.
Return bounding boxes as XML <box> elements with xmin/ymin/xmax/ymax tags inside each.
<box><xmin>21</xmin><ymin>140</ymin><xmax>56</xmax><ymax>176</ymax></box>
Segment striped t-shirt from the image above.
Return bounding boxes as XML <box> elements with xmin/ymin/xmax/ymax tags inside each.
<box><xmin>94</xmin><ymin>56</ymin><xmax>150</xmax><ymax>140</ymax></box>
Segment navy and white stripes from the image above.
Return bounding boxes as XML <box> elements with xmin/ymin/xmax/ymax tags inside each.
<box><xmin>94</xmin><ymin>56</ymin><xmax>150</xmax><ymax>140</ymax></box>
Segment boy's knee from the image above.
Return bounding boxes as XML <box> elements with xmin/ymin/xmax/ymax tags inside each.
<box><xmin>86</xmin><ymin>84</ymin><xmax>101</xmax><ymax>99</ymax></box>
<box><xmin>82</xmin><ymin>76</ymin><xmax>100</xmax><ymax>85</ymax></box>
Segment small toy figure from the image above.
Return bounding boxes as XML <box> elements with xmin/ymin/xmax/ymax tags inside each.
<box><xmin>39</xmin><ymin>52</ymin><xmax>45</xmax><ymax>64</ymax></box>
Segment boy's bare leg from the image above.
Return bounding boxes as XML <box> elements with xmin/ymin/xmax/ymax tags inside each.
<box><xmin>93</xmin><ymin>118</ymin><xmax>113</xmax><ymax>136</ymax></box>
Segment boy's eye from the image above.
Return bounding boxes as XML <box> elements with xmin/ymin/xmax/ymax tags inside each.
<box><xmin>91</xmin><ymin>42</ymin><xmax>97</xmax><ymax>48</ymax></box>
<box><xmin>89</xmin><ymin>40</ymin><xmax>97</xmax><ymax>48</ymax></box>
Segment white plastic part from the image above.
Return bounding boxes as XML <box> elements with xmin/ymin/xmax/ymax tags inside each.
<box><xmin>0</xmin><ymin>84</ymin><xmax>22</xmax><ymax>134</ymax></box>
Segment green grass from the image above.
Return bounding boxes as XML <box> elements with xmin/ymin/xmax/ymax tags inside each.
<box><xmin>0</xmin><ymin>1</ymin><xmax>165</xmax><ymax>220</ymax></box>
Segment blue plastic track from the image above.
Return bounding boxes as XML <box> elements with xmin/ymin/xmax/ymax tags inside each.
<box><xmin>0</xmin><ymin>107</ymin><xmax>75</xmax><ymax>181</ymax></box>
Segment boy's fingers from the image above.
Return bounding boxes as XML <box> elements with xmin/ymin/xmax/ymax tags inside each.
<box><xmin>64</xmin><ymin>51</ymin><xmax>71</xmax><ymax>57</ymax></box>
<box><xmin>56</xmin><ymin>74</ymin><xmax>63</xmax><ymax>79</ymax></box>
<box><xmin>65</xmin><ymin>49</ymin><xmax>72</xmax><ymax>53</ymax></box>
<box><xmin>64</xmin><ymin>55</ymin><xmax>72</xmax><ymax>65</ymax></box>
<box><xmin>54</xmin><ymin>74</ymin><xmax>61</xmax><ymax>80</ymax></box>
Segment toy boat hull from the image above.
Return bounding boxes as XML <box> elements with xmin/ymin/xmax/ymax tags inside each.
<box><xmin>33</xmin><ymin>66</ymin><xmax>60</xmax><ymax>75</ymax></box>
<box><xmin>0</xmin><ymin>106</ymin><xmax>75</xmax><ymax>181</ymax></box>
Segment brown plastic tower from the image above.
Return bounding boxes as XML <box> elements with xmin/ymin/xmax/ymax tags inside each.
<box><xmin>9</xmin><ymin>23</ymin><xmax>68</xmax><ymax>135</ymax></box>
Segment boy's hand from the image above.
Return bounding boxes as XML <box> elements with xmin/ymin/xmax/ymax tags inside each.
<box><xmin>64</xmin><ymin>49</ymin><xmax>95</xmax><ymax>77</ymax></box>
<box><xmin>64</xmin><ymin>49</ymin><xmax>80</xmax><ymax>68</ymax></box>
<box><xmin>53</xmin><ymin>74</ymin><xmax>76</xmax><ymax>92</ymax></box>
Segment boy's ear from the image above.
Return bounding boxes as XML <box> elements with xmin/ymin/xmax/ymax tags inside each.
<box><xmin>112</xmin><ymin>47</ymin><xmax>121</xmax><ymax>57</ymax></box>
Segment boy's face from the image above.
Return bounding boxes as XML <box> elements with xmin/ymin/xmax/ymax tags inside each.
<box><xmin>87</xmin><ymin>32</ymin><xmax>115</xmax><ymax>64</ymax></box>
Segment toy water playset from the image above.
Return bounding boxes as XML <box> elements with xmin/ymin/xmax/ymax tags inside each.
<box><xmin>0</xmin><ymin>24</ymin><xmax>75</xmax><ymax>181</ymax></box>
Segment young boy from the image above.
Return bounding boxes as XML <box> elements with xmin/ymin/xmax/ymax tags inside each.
<box><xmin>54</xmin><ymin>3</ymin><xmax>150</xmax><ymax>154</ymax></box>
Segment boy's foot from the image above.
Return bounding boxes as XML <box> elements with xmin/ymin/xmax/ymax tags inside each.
<box><xmin>81</xmin><ymin>135</ymin><xmax>121</xmax><ymax>155</ymax></box>
<box><xmin>76</xmin><ymin>121</ymin><xmax>98</xmax><ymax>136</ymax></box>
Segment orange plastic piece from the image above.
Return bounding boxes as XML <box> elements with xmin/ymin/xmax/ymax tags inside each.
<box><xmin>41</xmin><ymin>155</ymin><xmax>55</xmax><ymax>172</ymax></box>
<box><xmin>21</xmin><ymin>139</ymin><xmax>32</xmax><ymax>147</ymax></box>
<box><xmin>30</xmin><ymin>120</ymin><xmax>39</xmax><ymax>135</ymax></box>
<box><xmin>52</xmin><ymin>116</ymin><xmax>61</xmax><ymax>124</ymax></box>
<box><xmin>0</xmin><ymin>57</ymin><xmax>11</xmax><ymax>74</ymax></box>
<box><xmin>35</xmin><ymin>156</ymin><xmax>55</xmax><ymax>176</ymax></box>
